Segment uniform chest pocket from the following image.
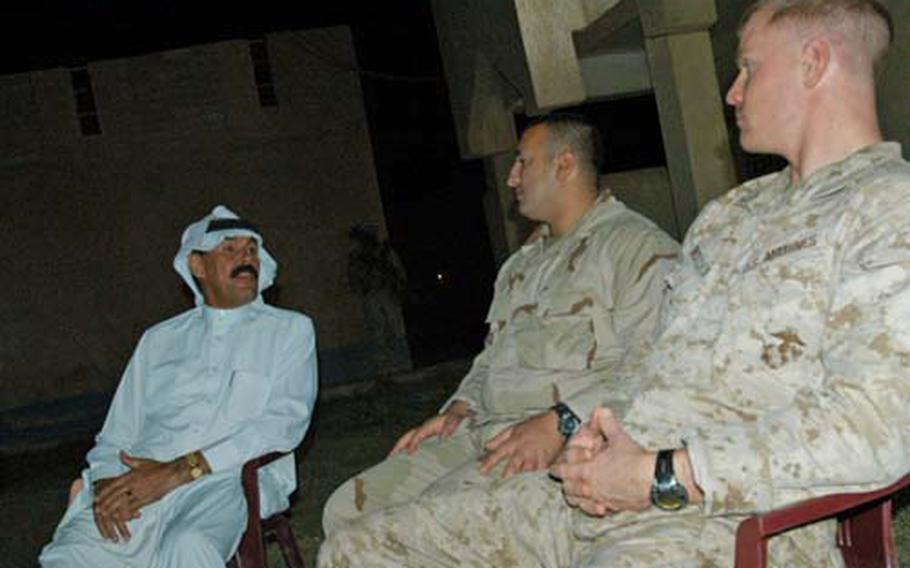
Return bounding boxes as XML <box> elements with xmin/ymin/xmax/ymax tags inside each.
<box><xmin>742</xmin><ymin>246</ymin><xmax>831</xmax><ymax>352</ymax></box>
<box><xmin>512</xmin><ymin>294</ymin><xmax>598</xmax><ymax>371</ymax></box>
<box><xmin>751</xmin><ymin>245</ymin><xmax>830</xmax><ymax>304</ymax></box>
<box><xmin>223</xmin><ymin>370</ymin><xmax>270</xmax><ymax>422</ymax></box>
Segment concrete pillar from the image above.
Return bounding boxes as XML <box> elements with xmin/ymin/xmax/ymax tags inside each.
<box><xmin>637</xmin><ymin>0</ymin><xmax>736</xmax><ymax>233</ymax></box>
<box><xmin>603</xmin><ymin>167</ymin><xmax>679</xmax><ymax>239</ymax></box>
<box><xmin>512</xmin><ymin>0</ymin><xmax>588</xmax><ymax>111</ymax></box>
<box><xmin>431</xmin><ymin>0</ymin><xmax>526</xmax><ymax>158</ymax></box>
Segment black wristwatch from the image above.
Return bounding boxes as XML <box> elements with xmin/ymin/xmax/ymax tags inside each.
<box><xmin>550</xmin><ymin>402</ymin><xmax>581</xmax><ymax>439</ymax></box>
<box><xmin>650</xmin><ymin>449</ymin><xmax>689</xmax><ymax>511</ymax></box>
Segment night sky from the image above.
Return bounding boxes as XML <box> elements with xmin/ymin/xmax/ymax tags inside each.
<box><xmin>0</xmin><ymin>1</ymin><xmax>666</xmax><ymax>365</ymax></box>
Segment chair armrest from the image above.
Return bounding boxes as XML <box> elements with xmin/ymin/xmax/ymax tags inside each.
<box><xmin>741</xmin><ymin>473</ymin><xmax>910</xmax><ymax>539</ymax></box>
<box><xmin>234</xmin><ymin>451</ymin><xmax>293</xmax><ymax>567</ymax></box>
<box><xmin>735</xmin><ymin>472</ymin><xmax>910</xmax><ymax>568</ymax></box>
<box><xmin>240</xmin><ymin>451</ymin><xmax>292</xmax><ymax>511</ymax></box>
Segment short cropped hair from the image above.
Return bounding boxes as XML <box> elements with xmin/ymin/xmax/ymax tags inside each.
<box><xmin>526</xmin><ymin>113</ymin><xmax>605</xmax><ymax>183</ymax></box>
<box><xmin>742</xmin><ymin>0</ymin><xmax>893</xmax><ymax>64</ymax></box>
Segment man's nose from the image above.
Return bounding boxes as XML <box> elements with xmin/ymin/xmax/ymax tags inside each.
<box><xmin>726</xmin><ymin>76</ymin><xmax>743</xmax><ymax>106</ymax></box>
<box><xmin>507</xmin><ymin>161</ymin><xmax>521</xmax><ymax>188</ymax></box>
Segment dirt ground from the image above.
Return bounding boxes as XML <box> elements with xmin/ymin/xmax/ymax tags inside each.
<box><xmin>3</xmin><ymin>359</ymin><xmax>909</xmax><ymax>567</ymax></box>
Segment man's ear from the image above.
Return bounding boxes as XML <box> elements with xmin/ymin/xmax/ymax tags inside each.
<box><xmin>802</xmin><ymin>36</ymin><xmax>831</xmax><ymax>89</ymax></box>
<box><xmin>554</xmin><ymin>150</ymin><xmax>577</xmax><ymax>182</ymax></box>
<box><xmin>188</xmin><ymin>252</ymin><xmax>206</xmax><ymax>280</ymax></box>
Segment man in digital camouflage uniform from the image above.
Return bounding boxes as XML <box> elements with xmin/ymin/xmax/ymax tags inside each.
<box><xmin>319</xmin><ymin>1</ymin><xmax>910</xmax><ymax>566</ymax></box>
<box><xmin>321</xmin><ymin>114</ymin><xmax>680</xmax><ymax>535</ymax></box>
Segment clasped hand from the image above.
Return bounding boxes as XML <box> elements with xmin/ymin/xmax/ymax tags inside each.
<box><xmin>92</xmin><ymin>451</ymin><xmax>182</xmax><ymax>543</ymax></box>
<box><xmin>549</xmin><ymin>407</ymin><xmax>654</xmax><ymax>517</ymax></box>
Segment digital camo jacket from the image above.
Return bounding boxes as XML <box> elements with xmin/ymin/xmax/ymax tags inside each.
<box><xmin>587</xmin><ymin>143</ymin><xmax>910</xmax><ymax>515</ymax></box>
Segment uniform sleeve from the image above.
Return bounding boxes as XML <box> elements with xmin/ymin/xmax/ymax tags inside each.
<box><xmin>203</xmin><ymin>316</ymin><xmax>318</xmax><ymax>472</ymax></box>
<box><xmin>440</xmin><ymin>257</ymin><xmax>515</xmax><ymax>414</ymax></box>
<box><xmin>687</xmin><ymin>196</ymin><xmax>910</xmax><ymax>515</ymax></box>
<box><xmin>440</xmin><ymin>336</ymin><xmax>493</xmax><ymax>414</ymax></box>
<box><xmin>84</xmin><ymin>333</ymin><xmax>148</xmax><ymax>488</ymax></box>
<box><xmin>566</xmin><ymin>226</ymin><xmax>680</xmax><ymax>421</ymax></box>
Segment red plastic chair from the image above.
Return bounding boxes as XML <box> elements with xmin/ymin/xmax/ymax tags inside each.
<box><xmin>228</xmin><ymin>451</ymin><xmax>305</xmax><ymax>568</ymax></box>
<box><xmin>735</xmin><ymin>472</ymin><xmax>910</xmax><ymax>568</ymax></box>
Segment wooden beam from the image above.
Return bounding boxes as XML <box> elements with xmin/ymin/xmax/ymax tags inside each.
<box><xmin>645</xmin><ymin>31</ymin><xmax>735</xmax><ymax>232</ymax></box>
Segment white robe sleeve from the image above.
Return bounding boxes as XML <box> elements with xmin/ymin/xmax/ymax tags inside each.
<box><xmin>84</xmin><ymin>333</ymin><xmax>149</xmax><ymax>488</ymax></box>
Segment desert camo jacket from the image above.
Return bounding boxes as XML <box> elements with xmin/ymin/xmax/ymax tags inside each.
<box><xmin>443</xmin><ymin>193</ymin><xmax>680</xmax><ymax>433</ymax></box>
<box><xmin>570</xmin><ymin>143</ymin><xmax>910</xmax><ymax>516</ymax></box>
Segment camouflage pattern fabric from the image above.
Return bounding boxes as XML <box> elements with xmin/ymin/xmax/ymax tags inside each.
<box><xmin>322</xmin><ymin>193</ymin><xmax>680</xmax><ymax>533</ymax></box>
<box><xmin>320</xmin><ymin>144</ymin><xmax>910</xmax><ymax>568</ymax></box>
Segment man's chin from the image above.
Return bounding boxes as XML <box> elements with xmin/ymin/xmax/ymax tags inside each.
<box><xmin>517</xmin><ymin>202</ymin><xmax>543</xmax><ymax>222</ymax></box>
<box><xmin>738</xmin><ymin>131</ymin><xmax>769</xmax><ymax>155</ymax></box>
<box><xmin>233</xmin><ymin>283</ymin><xmax>258</xmax><ymax>303</ymax></box>
<box><xmin>739</xmin><ymin>136</ymin><xmax>760</xmax><ymax>154</ymax></box>
<box><xmin>233</xmin><ymin>292</ymin><xmax>258</xmax><ymax>308</ymax></box>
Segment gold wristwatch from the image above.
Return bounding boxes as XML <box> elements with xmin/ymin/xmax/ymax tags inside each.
<box><xmin>185</xmin><ymin>451</ymin><xmax>205</xmax><ymax>480</ymax></box>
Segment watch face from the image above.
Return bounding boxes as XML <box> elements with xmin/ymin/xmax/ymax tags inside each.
<box><xmin>651</xmin><ymin>483</ymin><xmax>688</xmax><ymax>511</ymax></box>
<box><xmin>559</xmin><ymin>413</ymin><xmax>580</xmax><ymax>437</ymax></box>
<box><xmin>553</xmin><ymin>404</ymin><xmax>580</xmax><ymax>438</ymax></box>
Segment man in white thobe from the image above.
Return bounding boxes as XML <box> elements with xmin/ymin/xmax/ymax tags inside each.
<box><xmin>40</xmin><ymin>205</ymin><xmax>318</xmax><ymax>567</ymax></box>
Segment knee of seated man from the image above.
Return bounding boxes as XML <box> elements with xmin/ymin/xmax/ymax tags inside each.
<box><xmin>162</xmin><ymin>526</ymin><xmax>222</xmax><ymax>557</ymax></box>
<box><xmin>318</xmin><ymin>520</ymin><xmax>371</xmax><ymax>566</ymax></box>
<box><xmin>322</xmin><ymin>476</ymin><xmax>363</xmax><ymax>534</ymax></box>
<box><xmin>39</xmin><ymin>542</ymin><xmax>96</xmax><ymax>568</ymax></box>
<box><xmin>322</xmin><ymin>461</ymin><xmax>405</xmax><ymax>534</ymax></box>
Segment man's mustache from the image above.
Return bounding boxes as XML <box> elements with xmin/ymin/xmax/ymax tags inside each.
<box><xmin>231</xmin><ymin>264</ymin><xmax>259</xmax><ymax>279</ymax></box>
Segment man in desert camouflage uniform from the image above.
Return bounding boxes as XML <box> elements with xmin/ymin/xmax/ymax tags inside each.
<box><xmin>319</xmin><ymin>1</ymin><xmax>910</xmax><ymax>567</ymax></box>
<box><xmin>321</xmin><ymin>114</ymin><xmax>679</xmax><ymax>533</ymax></box>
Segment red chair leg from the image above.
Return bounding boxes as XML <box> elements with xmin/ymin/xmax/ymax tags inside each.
<box><xmin>838</xmin><ymin>500</ymin><xmax>897</xmax><ymax>568</ymax></box>
<box><xmin>273</xmin><ymin>518</ymin><xmax>306</xmax><ymax>568</ymax></box>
